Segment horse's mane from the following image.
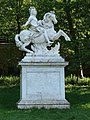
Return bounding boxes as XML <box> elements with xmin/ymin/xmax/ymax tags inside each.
<box><xmin>43</xmin><ymin>11</ymin><xmax>55</xmax><ymax>22</ymax></box>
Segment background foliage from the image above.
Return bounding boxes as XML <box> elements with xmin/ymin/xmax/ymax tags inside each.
<box><xmin>0</xmin><ymin>0</ymin><xmax>90</xmax><ymax>77</ymax></box>
<box><xmin>0</xmin><ymin>76</ymin><xmax>90</xmax><ymax>87</ymax></box>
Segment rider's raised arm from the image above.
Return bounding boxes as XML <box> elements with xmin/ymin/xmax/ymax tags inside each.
<box><xmin>38</xmin><ymin>20</ymin><xmax>43</xmax><ymax>26</ymax></box>
<box><xmin>22</xmin><ymin>17</ymin><xmax>31</xmax><ymax>27</ymax></box>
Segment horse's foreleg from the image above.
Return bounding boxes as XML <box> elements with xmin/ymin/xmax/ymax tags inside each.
<box><xmin>52</xmin><ymin>30</ymin><xmax>62</xmax><ymax>40</ymax></box>
<box><xmin>58</xmin><ymin>30</ymin><xmax>70</xmax><ymax>41</ymax></box>
<box><xmin>53</xmin><ymin>30</ymin><xmax>70</xmax><ymax>41</ymax></box>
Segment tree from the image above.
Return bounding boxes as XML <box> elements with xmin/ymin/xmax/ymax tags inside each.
<box><xmin>0</xmin><ymin>0</ymin><xmax>90</xmax><ymax>77</ymax></box>
<box><xmin>0</xmin><ymin>0</ymin><xmax>25</xmax><ymax>42</ymax></box>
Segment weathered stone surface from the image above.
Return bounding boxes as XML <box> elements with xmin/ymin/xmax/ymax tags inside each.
<box><xmin>17</xmin><ymin>55</ymin><xmax>70</xmax><ymax>109</ymax></box>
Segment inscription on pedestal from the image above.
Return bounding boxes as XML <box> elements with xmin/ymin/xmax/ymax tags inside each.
<box><xmin>26</xmin><ymin>72</ymin><xmax>60</xmax><ymax>100</ymax></box>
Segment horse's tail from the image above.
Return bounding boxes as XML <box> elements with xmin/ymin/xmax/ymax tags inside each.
<box><xmin>15</xmin><ymin>34</ymin><xmax>23</xmax><ymax>48</ymax></box>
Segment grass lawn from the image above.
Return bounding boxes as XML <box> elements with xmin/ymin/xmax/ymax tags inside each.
<box><xmin>0</xmin><ymin>85</ymin><xmax>90</xmax><ymax>120</ymax></box>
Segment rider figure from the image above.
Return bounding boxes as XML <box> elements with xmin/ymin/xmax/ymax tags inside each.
<box><xmin>22</xmin><ymin>6</ymin><xmax>52</xmax><ymax>44</ymax></box>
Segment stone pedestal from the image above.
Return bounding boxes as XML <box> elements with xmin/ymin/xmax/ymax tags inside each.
<box><xmin>17</xmin><ymin>54</ymin><xmax>70</xmax><ymax>109</ymax></box>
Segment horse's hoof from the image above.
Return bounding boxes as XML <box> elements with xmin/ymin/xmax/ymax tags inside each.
<box><xmin>65</xmin><ymin>37</ymin><xmax>71</xmax><ymax>41</ymax></box>
<box><xmin>48</xmin><ymin>42</ymin><xmax>53</xmax><ymax>44</ymax></box>
<box><xmin>68</xmin><ymin>38</ymin><xmax>71</xmax><ymax>41</ymax></box>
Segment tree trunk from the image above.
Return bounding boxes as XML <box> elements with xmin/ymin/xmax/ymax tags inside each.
<box><xmin>16</xmin><ymin>15</ymin><xmax>21</xmax><ymax>33</ymax></box>
<box><xmin>80</xmin><ymin>63</ymin><xmax>84</xmax><ymax>78</ymax></box>
<box><xmin>63</xmin><ymin>0</ymin><xmax>76</xmax><ymax>39</ymax></box>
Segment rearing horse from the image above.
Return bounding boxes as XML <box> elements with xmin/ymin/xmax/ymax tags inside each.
<box><xmin>15</xmin><ymin>11</ymin><xmax>70</xmax><ymax>54</ymax></box>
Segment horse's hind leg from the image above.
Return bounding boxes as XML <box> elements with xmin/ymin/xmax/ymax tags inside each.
<box><xmin>20</xmin><ymin>41</ymin><xmax>34</xmax><ymax>54</ymax></box>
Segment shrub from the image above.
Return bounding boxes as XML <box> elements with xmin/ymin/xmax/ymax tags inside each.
<box><xmin>65</xmin><ymin>75</ymin><xmax>90</xmax><ymax>86</ymax></box>
<box><xmin>65</xmin><ymin>75</ymin><xmax>78</xmax><ymax>85</ymax></box>
<box><xmin>0</xmin><ymin>76</ymin><xmax>20</xmax><ymax>86</ymax></box>
<box><xmin>0</xmin><ymin>75</ymin><xmax>90</xmax><ymax>87</ymax></box>
<box><xmin>77</xmin><ymin>77</ymin><xmax>90</xmax><ymax>86</ymax></box>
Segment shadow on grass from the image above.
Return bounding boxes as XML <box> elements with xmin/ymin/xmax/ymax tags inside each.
<box><xmin>0</xmin><ymin>86</ymin><xmax>90</xmax><ymax>120</ymax></box>
<box><xmin>0</xmin><ymin>85</ymin><xmax>20</xmax><ymax>109</ymax></box>
<box><xmin>0</xmin><ymin>85</ymin><xmax>90</xmax><ymax>110</ymax></box>
<box><xmin>66</xmin><ymin>86</ymin><xmax>90</xmax><ymax>108</ymax></box>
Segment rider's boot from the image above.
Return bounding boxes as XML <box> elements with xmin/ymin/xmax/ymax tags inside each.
<box><xmin>46</xmin><ymin>39</ymin><xmax>53</xmax><ymax>44</ymax></box>
<box><xmin>44</xmin><ymin>33</ymin><xmax>53</xmax><ymax>44</ymax></box>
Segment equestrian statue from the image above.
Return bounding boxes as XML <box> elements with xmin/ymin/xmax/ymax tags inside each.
<box><xmin>15</xmin><ymin>6</ymin><xmax>70</xmax><ymax>55</ymax></box>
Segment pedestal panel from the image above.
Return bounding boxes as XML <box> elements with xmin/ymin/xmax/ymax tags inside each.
<box><xmin>17</xmin><ymin>56</ymin><xmax>70</xmax><ymax>109</ymax></box>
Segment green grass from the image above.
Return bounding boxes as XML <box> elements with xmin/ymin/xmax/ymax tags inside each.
<box><xmin>0</xmin><ymin>85</ymin><xmax>90</xmax><ymax>120</ymax></box>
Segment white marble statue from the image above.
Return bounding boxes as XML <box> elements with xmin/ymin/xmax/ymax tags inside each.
<box><xmin>16</xmin><ymin>7</ymin><xmax>70</xmax><ymax>109</ymax></box>
<box><xmin>15</xmin><ymin>6</ymin><xmax>70</xmax><ymax>55</ymax></box>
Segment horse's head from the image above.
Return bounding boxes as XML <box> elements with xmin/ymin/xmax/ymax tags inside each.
<box><xmin>44</xmin><ymin>11</ymin><xmax>57</xmax><ymax>24</ymax></box>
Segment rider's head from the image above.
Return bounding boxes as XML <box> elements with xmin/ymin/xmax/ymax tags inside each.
<box><xmin>29</xmin><ymin>6</ymin><xmax>37</xmax><ymax>16</ymax></box>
